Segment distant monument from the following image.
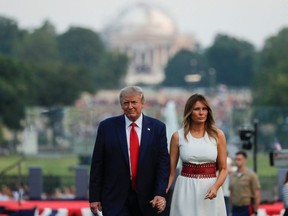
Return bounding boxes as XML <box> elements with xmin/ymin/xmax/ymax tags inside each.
<box><xmin>103</xmin><ymin>2</ymin><xmax>195</xmax><ymax>85</ymax></box>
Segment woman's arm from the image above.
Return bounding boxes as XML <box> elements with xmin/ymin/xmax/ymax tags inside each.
<box><xmin>214</xmin><ymin>129</ymin><xmax>228</xmax><ymax>189</ymax></box>
<box><xmin>166</xmin><ymin>131</ymin><xmax>180</xmax><ymax>192</ymax></box>
<box><xmin>205</xmin><ymin>129</ymin><xmax>228</xmax><ymax>199</ymax></box>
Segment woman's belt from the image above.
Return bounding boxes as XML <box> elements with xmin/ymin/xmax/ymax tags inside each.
<box><xmin>181</xmin><ymin>162</ymin><xmax>216</xmax><ymax>178</ymax></box>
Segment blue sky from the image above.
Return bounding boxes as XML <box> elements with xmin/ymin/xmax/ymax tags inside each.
<box><xmin>0</xmin><ymin>0</ymin><xmax>287</xmax><ymax>49</ymax></box>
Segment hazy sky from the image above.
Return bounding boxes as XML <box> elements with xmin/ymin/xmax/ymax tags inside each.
<box><xmin>1</xmin><ymin>0</ymin><xmax>287</xmax><ymax>49</ymax></box>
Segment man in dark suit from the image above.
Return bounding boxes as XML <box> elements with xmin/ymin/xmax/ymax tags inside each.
<box><xmin>89</xmin><ymin>86</ymin><xmax>170</xmax><ymax>216</ymax></box>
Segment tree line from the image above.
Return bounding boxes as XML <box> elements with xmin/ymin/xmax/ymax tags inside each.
<box><xmin>164</xmin><ymin>30</ymin><xmax>288</xmax><ymax>106</ymax></box>
<box><xmin>0</xmin><ymin>15</ymin><xmax>288</xmax><ymax>138</ymax></box>
<box><xmin>0</xmin><ymin>17</ymin><xmax>128</xmax><ymax>134</ymax></box>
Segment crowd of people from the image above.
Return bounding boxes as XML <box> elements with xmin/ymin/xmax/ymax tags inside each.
<box><xmin>0</xmin><ymin>183</ymin><xmax>30</xmax><ymax>201</ymax></box>
<box><xmin>41</xmin><ymin>186</ymin><xmax>76</xmax><ymax>200</ymax></box>
<box><xmin>72</xmin><ymin>87</ymin><xmax>252</xmax><ymax>146</ymax></box>
<box><xmin>0</xmin><ymin>185</ymin><xmax>16</xmax><ymax>201</ymax></box>
<box><xmin>0</xmin><ymin>184</ymin><xmax>77</xmax><ymax>201</ymax></box>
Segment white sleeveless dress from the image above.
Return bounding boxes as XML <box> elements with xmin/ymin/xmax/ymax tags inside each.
<box><xmin>170</xmin><ymin>128</ymin><xmax>226</xmax><ymax>216</ymax></box>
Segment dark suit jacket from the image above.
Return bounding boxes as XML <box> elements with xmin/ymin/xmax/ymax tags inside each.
<box><xmin>89</xmin><ymin>114</ymin><xmax>170</xmax><ymax>216</ymax></box>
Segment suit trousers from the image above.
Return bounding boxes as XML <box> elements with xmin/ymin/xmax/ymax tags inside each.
<box><xmin>118</xmin><ymin>183</ymin><xmax>143</xmax><ymax>216</ymax></box>
<box><xmin>284</xmin><ymin>208</ymin><xmax>288</xmax><ymax>216</ymax></box>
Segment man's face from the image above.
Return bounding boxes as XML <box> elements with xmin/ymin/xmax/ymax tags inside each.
<box><xmin>121</xmin><ymin>94</ymin><xmax>144</xmax><ymax>122</ymax></box>
<box><xmin>235</xmin><ymin>154</ymin><xmax>246</xmax><ymax>168</ymax></box>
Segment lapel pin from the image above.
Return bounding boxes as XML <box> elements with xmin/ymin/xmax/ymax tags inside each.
<box><xmin>147</xmin><ymin>128</ymin><xmax>151</xmax><ymax>131</ymax></box>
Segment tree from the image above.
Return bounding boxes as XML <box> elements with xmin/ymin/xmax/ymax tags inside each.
<box><xmin>57</xmin><ymin>27</ymin><xmax>104</xmax><ymax>92</ymax></box>
<box><xmin>14</xmin><ymin>20</ymin><xmax>60</xmax><ymax>65</ymax></box>
<box><xmin>162</xmin><ymin>49</ymin><xmax>207</xmax><ymax>87</ymax></box>
<box><xmin>57</xmin><ymin>27</ymin><xmax>128</xmax><ymax>91</ymax></box>
<box><xmin>57</xmin><ymin>27</ymin><xmax>104</xmax><ymax>67</ymax></box>
<box><xmin>0</xmin><ymin>16</ymin><xmax>22</xmax><ymax>56</ymax></box>
<box><xmin>96</xmin><ymin>51</ymin><xmax>128</xmax><ymax>89</ymax></box>
<box><xmin>0</xmin><ymin>55</ymin><xmax>36</xmax><ymax>130</ymax></box>
<box><xmin>205</xmin><ymin>34</ymin><xmax>256</xmax><ymax>87</ymax></box>
<box><xmin>0</xmin><ymin>17</ymin><xmax>130</xmax><ymax>133</ymax></box>
<box><xmin>32</xmin><ymin>64</ymin><xmax>90</xmax><ymax>106</ymax></box>
<box><xmin>253</xmin><ymin>27</ymin><xmax>288</xmax><ymax>106</ymax></box>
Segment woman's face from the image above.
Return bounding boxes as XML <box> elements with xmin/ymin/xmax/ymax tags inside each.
<box><xmin>191</xmin><ymin>101</ymin><xmax>208</xmax><ymax>124</ymax></box>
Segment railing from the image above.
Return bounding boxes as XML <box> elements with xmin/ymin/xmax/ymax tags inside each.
<box><xmin>0</xmin><ymin>156</ymin><xmax>25</xmax><ymax>174</ymax></box>
<box><xmin>0</xmin><ymin>156</ymin><xmax>26</xmax><ymax>188</ymax></box>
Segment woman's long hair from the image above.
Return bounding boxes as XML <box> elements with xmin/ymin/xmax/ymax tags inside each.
<box><xmin>183</xmin><ymin>94</ymin><xmax>218</xmax><ymax>141</ymax></box>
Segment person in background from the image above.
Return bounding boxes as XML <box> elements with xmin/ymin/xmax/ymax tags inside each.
<box><xmin>89</xmin><ymin>86</ymin><xmax>170</xmax><ymax>216</ymax></box>
<box><xmin>0</xmin><ymin>185</ymin><xmax>14</xmax><ymax>200</ymax></box>
<box><xmin>168</xmin><ymin>93</ymin><xmax>228</xmax><ymax>215</ymax></box>
<box><xmin>222</xmin><ymin>153</ymin><xmax>233</xmax><ymax>216</ymax></box>
<box><xmin>282</xmin><ymin>171</ymin><xmax>288</xmax><ymax>216</ymax></box>
<box><xmin>229</xmin><ymin>151</ymin><xmax>261</xmax><ymax>216</ymax></box>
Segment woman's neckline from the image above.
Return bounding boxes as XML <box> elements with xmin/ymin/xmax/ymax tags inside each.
<box><xmin>189</xmin><ymin>130</ymin><xmax>206</xmax><ymax>139</ymax></box>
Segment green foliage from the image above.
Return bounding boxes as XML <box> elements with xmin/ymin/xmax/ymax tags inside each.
<box><xmin>0</xmin><ymin>18</ymin><xmax>128</xmax><ymax>131</ymax></box>
<box><xmin>163</xmin><ymin>49</ymin><xmax>207</xmax><ymax>87</ymax></box>
<box><xmin>0</xmin><ymin>16</ymin><xmax>21</xmax><ymax>56</ymax></box>
<box><xmin>57</xmin><ymin>28</ymin><xmax>128</xmax><ymax>91</ymax></box>
<box><xmin>14</xmin><ymin>20</ymin><xmax>60</xmax><ymax>65</ymax></box>
<box><xmin>32</xmin><ymin>64</ymin><xmax>87</xmax><ymax>106</ymax></box>
<box><xmin>253</xmin><ymin>27</ymin><xmax>288</xmax><ymax>106</ymax></box>
<box><xmin>163</xmin><ymin>35</ymin><xmax>257</xmax><ymax>88</ymax></box>
<box><xmin>96</xmin><ymin>51</ymin><xmax>128</xmax><ymax>89</ymax></box>
<box><xmin>57</xmin><ymin>27</ymin><xmax>104</xmax><ymax>67</ymax></box>
<box><xmin>0</xmin><ymin>55</ymin><xmax>36</xmax><ymax>129</ymax></box>
<box><xmin>205</xmin><ymin>34</ymin><xmax>256</xmax><ymax>87</ymax></box>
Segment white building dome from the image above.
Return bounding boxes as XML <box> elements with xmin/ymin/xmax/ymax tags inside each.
<box><xmin>104</xmin><ymin>3</ymin><xmax>177</xmax><ymax>38</ymax></box>
<box><xmin>102</xmin><ymin>2</ymin><xmax>194</xmax><ymax>85</ymax></box>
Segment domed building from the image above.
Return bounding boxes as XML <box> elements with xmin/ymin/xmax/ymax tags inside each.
<box><xmin>103</xmin><ymin>2</ymin><xmax>195</xmax><ymax>85</ymax></box>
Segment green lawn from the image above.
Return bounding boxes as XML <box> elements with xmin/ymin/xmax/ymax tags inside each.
<box><xmin>0</xmin><ymin>154</ymin><xmax>79</xmax><ymax>177</ymax></box>
<box><xmin>0</xmin><ymin>152</ymin><xmax>278</xmax><ymax>177</ymax></box>
<box><xmin>246</xmin><ymin>152</ymin><xmax>278</xmax><ymax>177</ymax></box>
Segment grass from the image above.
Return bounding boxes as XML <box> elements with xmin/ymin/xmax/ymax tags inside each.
<box><xmin>0</xmin><ymin>152</ymin><xmax>278</xmax><ymax>177</ymax></box>
<box><xmin>0</xmin><ymin>154</ymin><xmax>79</xmax><ymax>177</ymax></box>
<box><xmin>246</xmin><ymin>152</ymin><xmax>278</xmax><ymax>177</ymax></box>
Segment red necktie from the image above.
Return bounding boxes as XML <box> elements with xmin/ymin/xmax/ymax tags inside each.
<box><xmin>130</xmin><ymin>122</ymin><xmax>139</xmax><ymax>191</ymax></box>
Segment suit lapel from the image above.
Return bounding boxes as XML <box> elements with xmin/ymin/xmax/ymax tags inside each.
<box><xmin>139</xmin><ymin>115</ymin><xmax>152</xmax><ymax>166</ymax></box>
<box><xmin>117</xmin><ymin>115</ymin><xmax>130</xmax><ymax>168</ymax></box>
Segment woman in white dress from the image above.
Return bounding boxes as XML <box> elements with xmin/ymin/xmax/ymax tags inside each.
<box><xmin>168</xmin><ymin>94</ymin><xmax>228</xmax><ymax>216</ymax></box>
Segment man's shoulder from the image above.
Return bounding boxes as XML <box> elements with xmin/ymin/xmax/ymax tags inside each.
<box><xmin>244</xmin><ymin>169</ymin><xmax>260</xmax><ymax>182</ymax></box>
<box><xmin>100</xmin><ymin>115</ymin><xmax>123</xmax><ymax>125</ymax></box>
<box><xmin>143</xmin><ymin>115</ymin><xmax>165</xmax><ymax>126</ymax></box>
<box><xmin>230</xmin><ymin>169</ymin><xmax>256</xmax><ymax>178</ymax></box>
<box><xmin>244</xmin><ymin>168</ymin><xmax>257</xmax><ymax>176</ymax></box>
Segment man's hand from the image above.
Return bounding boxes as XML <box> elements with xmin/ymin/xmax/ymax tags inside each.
<box><xmin>90</xmin><ymin>202</ymin><xmax>102</xmax><ymax>215</ymax></box>
<box><xmin>150</xmin><ymin>196</ymin><xmax>166</xmax><ymax>213</ymax></box>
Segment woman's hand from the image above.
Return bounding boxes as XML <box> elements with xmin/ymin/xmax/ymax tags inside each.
<box><xmin>204</xmin><ymin>186</ymin><xmax>218</xmax><ymax>200</ymax></box>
